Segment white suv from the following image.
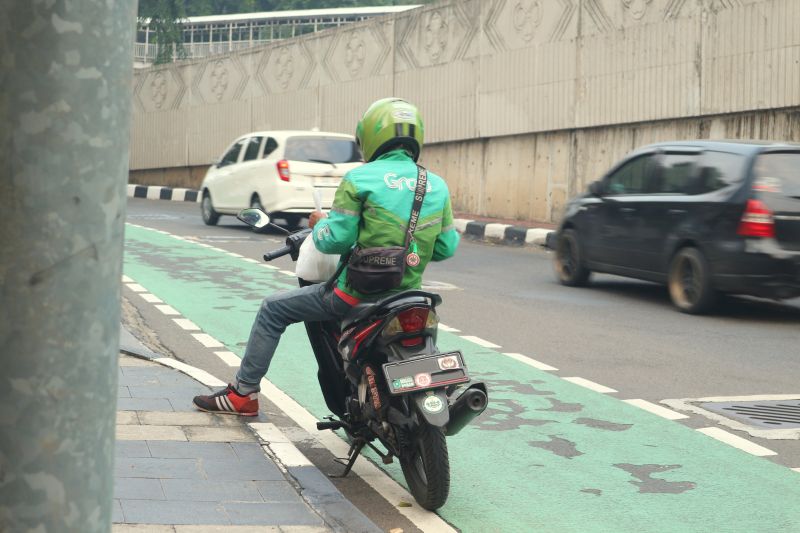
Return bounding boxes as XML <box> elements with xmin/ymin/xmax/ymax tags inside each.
<box><xmin>200</xmin><ymin>130</ymin><xmax>362</xmax><ymax>228</ymax></box>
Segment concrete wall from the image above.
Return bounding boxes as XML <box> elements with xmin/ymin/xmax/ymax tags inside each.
<box><xmin>130</xmin><ymin>0</ymin><xmax>800</xmax><ymax>222</ymax></box>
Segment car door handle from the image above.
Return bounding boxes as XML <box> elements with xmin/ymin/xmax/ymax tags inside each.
<box><xmin>668</xmin><ymin>209</ymin><xmax>687</xmax><ymax>216</ymax></box>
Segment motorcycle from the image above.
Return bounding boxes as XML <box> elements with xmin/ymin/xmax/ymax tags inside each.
<box><xmin>237</xmin><ymin>208</ymin><xmax>489</xmax><ymax>510</ymax></box>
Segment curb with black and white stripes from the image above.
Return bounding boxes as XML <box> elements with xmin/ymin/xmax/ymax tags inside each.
<box><xmin>127</xmin><ymin>183</ymin><xmax>558</xmax><ymax>249</ymax></box>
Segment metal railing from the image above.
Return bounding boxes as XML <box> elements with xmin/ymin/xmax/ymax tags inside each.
<box><xmin>134</xmin><ymin>40</ymin><xmax>274</xmax><ymax>66</ymax></box>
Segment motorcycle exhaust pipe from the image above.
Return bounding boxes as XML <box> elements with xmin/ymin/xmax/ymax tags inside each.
<box><xmin>445</xmin><ymin>382</ymin><xmax>488</xmax><ymax>436</ymax></box>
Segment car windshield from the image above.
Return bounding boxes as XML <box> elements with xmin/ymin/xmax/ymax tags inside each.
<box><xmin>284</xmin><ymin>137</ymin><xmax>362</xmax><ymax>165</ymax></box>
<box><xmin>753</xmin><ymin>152</ymin><xmax>800</xmax><ymax>197</ymax></box>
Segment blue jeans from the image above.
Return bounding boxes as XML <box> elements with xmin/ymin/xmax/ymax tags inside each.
<box><xmin>234</xmin><ymin>283</ymin><xmax>352</xmax><ymax>394</ymax></box>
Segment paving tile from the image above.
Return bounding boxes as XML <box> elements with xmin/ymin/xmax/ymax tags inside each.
<box><xmin>113</xmin><ymin>525</ymin><xmax>175</xmax><ymax>533</ymax></box>
<box><xmin>287</xmin><ymin>467</ymin><xmax>344</xmax><ymax>505</ymax></box>
<box><xmin>128</xmin><ymin>385</ymin><xmax>209</xmax><ymax>399</ymax></box>
<box><xmin>147</xmin><ymin>441</ymin><xmax>237</xmax><ymax>460</ymax></box>
<box><xmin>160</xmin><ymin>479</ymin><xmax>262</xmax><ymax>502</ymax></box>
<box><xmin>184</xmin><ymin>427</ymin><xmax>253</xmax><ymax>443</ymax></box>
<box><xmin>118</xmin><ymin>370</ymin><xmax>161</xmax><ymax>387</ymax></box>
<box><xmin>115</xmin><ymin>458</ymin><xmax>203</xmax><ymax>480</ymax></box>
<box><xmin>230</xmin><ymin>443</ymin><xmax>269</xmax><ymax>461</ymax></box>
<box><xmin>118</xmin><ymin>356</ymin><xmax>160</xmax><ymax>368</ymax></box>
<box><xmin>175</xmin><ymin>527</ymin><xmax>280</xmax><ymax>533</ymax></box>
<box><xmin>224</xmin><ymin>503</ymin><xmax>323</xmax><ymax>526</ymax></box>
<box><xmin>115</xmin><ymin>441</ymin><xmax>151</xmax><ymax>458</ymax></box>
<box><xmin>112</xmin><ymin>499</ymin><xmax>124</xmax><ymax>523</ymax></box>
<box><xmin>119</xmin><ymin>386</ymin><xmax>132</xmax><ymax>398</ymax></box>
<box><xmin>117</xmin><ymin>398</ymin><xmax>174</xmax><ymax>411</ymax></box>
<box><xmin>254</xmin><ymin>481</ymin><xmax>305</xmax><ymax>504</ymax></box>
<box><xmin>169</xmin><ymin>396</ymin><xmax>205</xmax><ymax>412</ymax></box>
<box><xmin>200</xmin><ymin>459</ymin><xmax>284</xmax><ymax>481</ymax></box>
<box><xmin>114</xmin><ymin>477</ymin><xmax>166</xmax><ymax>500</ymax></box>
<box><xmin>117</xmin><ymin>411</ymin><xmax>140</xmax><ymax>425</ymax></box>
<box><xmin>117</xmin><ymin>425</ymin><xmax>187</xmax><ymax>441</ymax></box>
<box><xmin>138</xmin><ymin>411</ymin><xmax>240</xmax><ymax>427</ymax></box>
<box><xmin>120</xmin><ymin>500</ymin><xmax>229</xmax><ymax>525</ymax></box>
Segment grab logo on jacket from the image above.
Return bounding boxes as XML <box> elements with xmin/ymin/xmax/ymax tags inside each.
<box><xmin>384</xmin><ymin>173</ymin><xmax>433</xmax><ymax>192</ymax></box>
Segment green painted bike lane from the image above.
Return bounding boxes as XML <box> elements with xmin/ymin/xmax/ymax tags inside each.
<box><xmin>124</xmin><ymin>225</ymin><xmax>800</xmax><ymax>533</ymax></box>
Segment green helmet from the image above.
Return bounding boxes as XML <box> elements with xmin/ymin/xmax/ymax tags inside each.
<box><xmin>355</xmin><ymin>98</ymin><xmax>424</xmax><ymax>162</ymax></box>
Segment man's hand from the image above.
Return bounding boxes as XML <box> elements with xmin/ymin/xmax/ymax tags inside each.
<box><xmin>308</xmin><ymin>210</ymin><xmax>327</xmax><ymax>229</ymax></box>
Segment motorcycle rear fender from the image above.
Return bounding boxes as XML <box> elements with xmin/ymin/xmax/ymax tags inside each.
<box><xmin>411</xmin><ymin>389</ymin><xmax>450</xmax><ymax>428</ymax></box>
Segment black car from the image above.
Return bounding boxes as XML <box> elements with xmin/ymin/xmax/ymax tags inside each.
<box><xmin>554</xmin><ymin>140</ymin><xmax>800</xmax><ymax>313</ymax></box>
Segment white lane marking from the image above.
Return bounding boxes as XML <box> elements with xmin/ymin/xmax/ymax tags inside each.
<box><xmin>241</xmin><ymin>258</ymin><xmax>259</xmax><ymax>264</ymax></box>
<box><xmin>139</xmin><ymin>293</ymin><xmax>163</xmax><ymax>304</ymax></box>
<box><xmin>697</xmin><ymin>427</ymin><xmax>778</xmax><ymax>457</ymax></box>
<box><xmin>250</xmin><ymin>422</ymin><xmax>290</xmax><ymax>443</ymax></box>
<box><xmin>192</xmin><ymin>333</ymin><xmax>224</xmax><ymax>348</ymax></box>
<box><xmin>210</xmin><ymin>247</ymin><xmax>225</xmax><ymax>252</ymax></box>
<box><xmin>262</xmin><ymin>264</ymin><xmax>279</xmax><ymax>270</ymax></box>
<box><xmin>792</xmin><ymin>468</ymin><xmax>800</xmax><ymax>473</ymax></box>
<box><xmin>154</xmin><ymin>357</ymin><xmax>226</xmax><ymax>387</ymax></box>
<box><xmin>563</xmin><ymin>377</ymin><xmax>618</xmax><ymax>394</ymax></box>
<box><xmin>279</xmin><ymin>270</ymin><xmax>296</xmax><ymax>277</ymax></box>
<box><xmin>155</xmin><ymin>304</ymin><xmax>180</xmax><ymax>316</ymax></box>
<box><xmin>126</xmin><ymin>283</ymin><xmax>147</xmax><ymax>293</ymax></box>
<box><xmin>227</xmin><ymin>252</ymin><xmax>244</xmax><ymax>258</ymax></box>
<box><xmin>257</xmin><ymin>378</ymin><xmax>457</xmax><ymax>532</ymax></box>
<box><xmin>624</xmin><ymin>399</ymin><xmax>689</xmax><ymax>420</ymax></box>
<box><xmin>460</xmin><ymin>336</ymin><xmax>501</xmax><ymax>349</ymax></box>
<box><xmin>215</xmin><ymin>351</ymin><xmax>241</xmax><ymax>367</ymax></box>
<box><xmin>438</xmin><ymin>324</ymin><xmax>460</xmax><ymax>333</ymax></box>
<box><xmin>502</xmin><ymin>353</ymin><xmax>558</xmax><ymax>371</ymax></box>
<box><xmin>173</xmin><ymin>318</ymin><xmax>200</xmax><ymax>331</ymax></box>
<box><xmin>122</xmin><ymin>275</ymin><xmax>133</xmax><ymax>283</ymax></box>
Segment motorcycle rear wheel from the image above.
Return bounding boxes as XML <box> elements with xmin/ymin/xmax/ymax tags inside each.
<box><xmin>399</xmin><ymin>422</ymin><xmax>450</xmax><ymax>511</ymax></box>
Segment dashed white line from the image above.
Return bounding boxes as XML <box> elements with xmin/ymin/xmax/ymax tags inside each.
<box><xmin>192</xmin><ymin>333</ymin><xmax>224</xmax><ymax>348</ymax></box>
<box><xmin>126</xmin><ymin>283</ymin><xmax>147</xmax><ymax>293</ymax></box>
<box><xmin>697</xmin><ymin>427</ymin><xmax>778</xmax><ymax>457</ymax></box>
<box><xmin>623</xmin><ymin>399</ymin><xmax>689</xmax><ymax>420</ymax></box>
<box><xmin>438</xmin><ymin>324</ymin><xmax>460</xmax><ymax>333</ymax></box>
<box><xmin>139</xmin><ymin>293</ymin><xmax>163</xmax><ymax>304</ymax></box>
<box><xmin>460</xmin><ymin>336</ymin><xmax>501</xmax><ymax>349</ymax></box>
<box><xmin>215</xmin><ymin>351</ymin><xmax>241</xmax><ymax>367</ymax></box>
<box><xmin>173</xmin><ymin>318</ymin><xmax>200</xmax><ymax>331</ymax></box>
<box><xmin>155</xmin><ymin>304</ymin><xmax>180</xmax><ymax>316</ymax></box>
<box><xmin>502</xmin><ymin>353</ymin><xmax>558</xmax><ymax>371</ymax></box>
<box><xmin>563</xmin><ymin>377</ymin><xmax>618</xmax><ymax>394</ymax></box>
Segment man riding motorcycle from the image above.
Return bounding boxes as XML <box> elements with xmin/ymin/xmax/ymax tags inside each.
<box><xmin>193</xmin><ymin>98</ymin><xmax>460</xmax><ymax>416</ymax></box>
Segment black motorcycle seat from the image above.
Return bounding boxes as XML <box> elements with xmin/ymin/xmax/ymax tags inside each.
<box><xmin>340</xmin><ymin>294</ymin><xmax>435</xmax><ymax>331</ymax></box>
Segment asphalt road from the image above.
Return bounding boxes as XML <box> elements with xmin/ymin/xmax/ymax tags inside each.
<box><xmin>124</xmin><ymin>197</ymin><xmax>800</xmax><ymax>530</ymax></box>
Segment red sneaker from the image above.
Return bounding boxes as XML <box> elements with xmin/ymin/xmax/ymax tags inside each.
<box><xmin>193</xmin><ymin>384</ymin><xmax>259</xmax><ymax>416</ymax></box>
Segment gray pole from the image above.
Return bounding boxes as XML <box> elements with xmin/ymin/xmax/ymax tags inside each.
<box><xmin>0</xmin><ymin>1</ymin><xmax>137</xmax><ymax>531</ymax></box>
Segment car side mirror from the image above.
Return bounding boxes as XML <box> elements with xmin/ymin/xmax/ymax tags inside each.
<box><xmin>588</xmin><ymin>181</ymin><xmax>604</xmax><ymax>197</ymax></box>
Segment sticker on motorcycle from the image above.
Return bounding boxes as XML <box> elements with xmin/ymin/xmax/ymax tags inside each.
<box><xmin>422</xmin><ymin>395</ymin><xmax>445</xmax><ymax>413</ymax></box>
<box><xmin>392</xmin><ymin>377</ymin><xmax>415</xmax><ymax>390</ymax></box>
<box><xmin>438</xmin><ymin>355</ymin><xmax>459</xmax><ymax>370</ymax></box>
<box><xmin>415</xmin><ymin>373</ymin><xmax>432</xmax><ymax>387</ymax></box>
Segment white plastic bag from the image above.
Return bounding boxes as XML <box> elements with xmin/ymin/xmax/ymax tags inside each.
<box><xmin>295</xmin><ymin>189</ymin><xmax>340</xmax><ymax>282</ymax></box>
<box><xmin>295</xmin><ymin>236</ymin><xmax>339</xmax><ymax>282</ymax></box>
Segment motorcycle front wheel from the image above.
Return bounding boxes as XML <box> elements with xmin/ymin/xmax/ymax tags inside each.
<box><xmin>399</xmin><ymin>422</ymin><xmax>450</xmax><ymax>510</ymax></box>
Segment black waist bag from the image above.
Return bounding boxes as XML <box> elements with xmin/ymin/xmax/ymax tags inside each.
<box><xmin>345</xmin><ymin>165</ymin><xmax>428</xmax><ymax>295</ymax></box>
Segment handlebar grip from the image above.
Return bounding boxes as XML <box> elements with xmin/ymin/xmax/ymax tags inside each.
<box><xmin>263</xmin><ymin>246</ymin><xmax>292</xmax><ymax>262</ymax></box>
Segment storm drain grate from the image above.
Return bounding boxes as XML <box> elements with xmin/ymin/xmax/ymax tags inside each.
<box><xmin>701</xmin><ymin>400</ymin><xmax>800</xmax><ymax>429</ymax></box>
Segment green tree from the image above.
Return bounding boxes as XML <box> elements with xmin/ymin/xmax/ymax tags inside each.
<box><xmin>140</xmin><ymin>0</ymin><xmax>189</xmax><ymax>64</ymax></box>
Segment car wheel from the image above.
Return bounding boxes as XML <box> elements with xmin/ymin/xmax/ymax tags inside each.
<box><xmin>555</xmin><ymin>229</ymin><xmax>591</xmax><ymax>286</ymax></box>
<box><xmin>668</xmin><ymin>247</ymin><xmax>716</xmax><ymax>314</ymax></box>
<box><xmin>201</xmin><ymin>192</ymin><xmax>220</xmax><ymax>226</ymax></box>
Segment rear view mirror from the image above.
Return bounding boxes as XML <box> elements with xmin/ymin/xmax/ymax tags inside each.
<box><xmin>588</xmin><ymin>181</ymin><xmax>604</xmax><ymax>197</ymax></box>
<box><xmin>237</xmin><ymin>208</ymin><xmax>270</xmax><ymax>229</ymax></box>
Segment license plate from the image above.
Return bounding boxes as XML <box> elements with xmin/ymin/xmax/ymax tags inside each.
<box><xmin>383</xmin><ymin>351</ymin><xmax>470</xmax><ymax>395</ymax></box>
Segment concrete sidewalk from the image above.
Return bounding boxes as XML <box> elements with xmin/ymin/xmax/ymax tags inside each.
<box><xmin>115</xmin><ymin>329</ymin><xmax>380</xmax><ymax>533</ymax></box>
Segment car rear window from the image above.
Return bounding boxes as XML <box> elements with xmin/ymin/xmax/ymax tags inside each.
<box><xmin>284</xmin><ymin>137</ymin><xmax>362</xmax><ymax>164</ymax></box>
<box><xmin>753</xmin><ymin>153</ymin><xmax>800</xmax><ymax>197</ymax></box>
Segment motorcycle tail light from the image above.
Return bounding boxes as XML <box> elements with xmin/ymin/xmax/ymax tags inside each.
<box><xmin>400</xmin><ymin>337</ymin><xmax>424</xmax><ymax>347</ymax></box>
<box><xmin>277</xmin><ymin>160</ymin><xmax>291</xmax><ymax>182</ymax></box>
<box><xmin>383</xmin><ymin>307</ymin><xmax>437</xmax><ymax>337</ymax></box>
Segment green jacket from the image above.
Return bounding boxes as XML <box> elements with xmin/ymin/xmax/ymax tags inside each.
<box><xmin>312</xmin><ymin>149</ymin><xmax>460</xmax><ymax>299</ymax></box>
